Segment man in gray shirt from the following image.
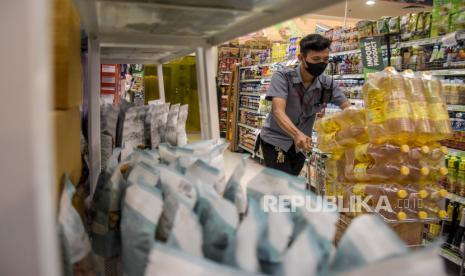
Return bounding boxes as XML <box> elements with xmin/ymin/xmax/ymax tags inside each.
<box><xmin>260</xmin><ymin>34</ymin><xmax>351</xmax><ymax>175</ymax></box>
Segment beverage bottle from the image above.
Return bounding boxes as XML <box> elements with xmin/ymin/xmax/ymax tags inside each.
<box><xmin>447</xmin><ymin>203</ymin><xmax>462</xmax><ymax>244</ymax></box>
<box><xmin>403</xmin><ymin>70</ymin><xmax>433</xmax><ymax>143</ymax></box>
<box><xmin>407</xmin><ymin>145</ymin><xmax>430</xmax><ymax>162</ymax></box>
<box><xmin>453</xmin><ymin>207</ymin><xmax>465</xmax><ymax>247</ymax></box>
<box><xmin>407</xmin><ymin>164</ymin><xmax>431</xmax><ymax>182</ymax></box>
<box><xmin>420</xmin><ymin>204</ymin><xmax>449</xmax><ymax>220</ymax></box>
<box><xmin>354</xmin><ymin>143</ymin><xmax>410</xmax><ymax>163</ymax></box>
<box><xmin>378</xmin><ymin>209</ymin><xmax>408</xmax><ymax>221</ymax></box>
<box><xmin>448</xmin><ymin>156</ymin><xmax>459</xmax><ymax>193</ymax></box>
<box><xmin>334</xmin><ymin>126</ymin><xmax>368</xmax><ymax>148</ymax></box>
<box><xmin>457</xmin><ymin>161</ymin><xmax>465</xmax><ymax>197</ymax></box>
<box><xmin>404</xmin><ymin>207</ymin><xmax>429</xmax><ymax>220</ymax></box>
<box><xmin>421</xmin><ymin>73</ymin><xmax>453</xmax><ymax>140</ymax></box>
<box><xmin>443</xmin><ymin>202</ymin><xmax>456</xmax><ymax>234</ymax></box>
<box><xmin>429</xmin><ymin>222</ymin><xmax>441</xmax><ymax>237</ymax></box>
<box><xmin>381</xmin><ymin>67</ymin><xmax>415</xmax><ymax>144</ymax></box>
<box><xmin>352</xmin><ymin>162</ymin><xmax>410</xmax><ymax>182</ymax></box>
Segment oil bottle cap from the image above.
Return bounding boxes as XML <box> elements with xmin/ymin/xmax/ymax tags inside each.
<box><xmin>440</xmin><ymin>146</ymin><xmax>448</xmax><ymax>155</ymax></box>
<box><xmin>352</xmin><ymin>184</ymin><xmax>365</xmax><ymax>195</ymax></box>
<box><xmin>419</xmin><ymin>190</ymin><xmax>429</xmax><ymax>199</ymax></box>
<box><xmin>397</xmin><ymin>212</ymin><xmax>407</xmax><ymax>221</ymax></box>
<box><xmin>420</xmin><ymin>167</ymin><xmax>430</xmax><ymax>175</ymax></box>
<box><xmin>421</xmin><ymin>146</ymin><xmax>430</xmax><ymax>154</ymax></box>
<box><xmin>439</xmin><ymin>167</ymin><xmax>449</xmax><ymax>176</ymax></box>
<box><xmin>438</xmin><ymin>210</ymin><xmax>448</xmax><ymax>219</ymax></box>
<box><xmin>400</xmin><ymin>144</ymin><xmax>410</xmax><ymax>153</ymax></box>
<box><xmin>418</xmin><ymin>211</ymin><xmax>428</xmax><ymax>220</ymax></box>
<box><xmin>397</xmin><ymin>190</ymin><xmax>408</xmax><ymax>199</ymax></box>
<box><xmin>438</xmin><ymin>189</ymin><xmax>448</xmax><ymax>198</ymax></box>
<box><xmin>400</xmin><ymin>166</ymin><xmax>410</xmax><ymax>175</ymax></box>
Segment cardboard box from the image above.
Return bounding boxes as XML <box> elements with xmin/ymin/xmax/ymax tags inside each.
<box><xmin>53</xmin><ymin>0</ymin><xmax>82</xmax><ymax>109</ymax></box>
<box><xmin>51</xmin><ymin>107</ymin><xmax>82</xmax><ymax>196</ymax></box>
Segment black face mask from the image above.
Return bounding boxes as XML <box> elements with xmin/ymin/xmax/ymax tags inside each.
<box><xmin>303</xmin><ymin>60</ymin><xmax>328</xmax><ymax>77</ymax></box>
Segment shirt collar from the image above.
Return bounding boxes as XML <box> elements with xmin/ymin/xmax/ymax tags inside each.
<box><xmin>295</xmin><ymin>66</ymin><xmax>322</xmax><ymax>90</ymax></box>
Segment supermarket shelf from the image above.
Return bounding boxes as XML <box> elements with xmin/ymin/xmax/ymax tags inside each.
<box><xmin>240</xmin><ymin>78</ymin><xmax>271</xmax><ymax>83</ymax></box>
<box><xmin>240</xmin><ymin>92</ymin><xmax>263</xmax><ymax>97</ymax></box>
<box><xmin>238</xmin><ymin>144</ymin><xmax>264</xmax><ymax>159</ymax></box>
<box><xmin>238</xmin><ymin>144</ymin><xmax>255</xmax><ymax>154</ymax></box>
<box><xmin>329</xmin><ymin>49</ymin><xmax>361</xmax><ymax>57</ymax></box>
<box><xmin>426</xmin><ymin>69</ymin><xmax>465</xmax><ymax>76</ymax></box>
<box><xmin>447</xmin><ymin>193</ymin><xmax>465</xmax><ymax>205</ymax></box>
<box><xmin>333</xmin><ymin>74</ymin><xmax>364</xmax><ymax>79</ymax></box>
<box><xmin>440</xmin><ymin>247</ymin><xmax>464</xmax><ymax>267</ymax></box>
<box><xmin>240</xmin><ymin>63</ymin><xmax>272</xmax><ymax>70</ymax></box>
<box><xmin>238</xmin><ymin>123</ymin><xmax>259</xmax><ymax>132</ymax></box>
<box><xmin>448</xmin><ymin>105</ymin><xmax>465</xmax><ymax>112</ymax></box>
<box><xmin>239</xmin><ymin>107</ymin><xmax>260</xmax><ymax>113</ymax></box>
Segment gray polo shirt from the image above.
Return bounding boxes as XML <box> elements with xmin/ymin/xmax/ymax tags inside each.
<box><xmin>260</xmin><ymin>66</ymin><xmax>347</xmax><ymax>152</ymax></box>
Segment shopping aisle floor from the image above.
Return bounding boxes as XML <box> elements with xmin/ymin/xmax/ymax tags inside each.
<box><xmin>224</xmin><ymin>149</ymin><xmax>265</xmax><ymax>182</ymax></box>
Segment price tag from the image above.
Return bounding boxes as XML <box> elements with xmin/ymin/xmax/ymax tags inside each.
<box><xmin>442</xmin><ymin>32</ymin><xmax>458</xmax><ymax>47</ymax></box>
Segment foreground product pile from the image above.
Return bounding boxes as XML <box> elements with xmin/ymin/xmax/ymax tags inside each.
<box><xmin>316</xmin><ymin>68</ymin><xmax>452</xmax><ymax>237</ymax></box>
<box><xmin>59</xmin><ymin>138</ymin><xmax>445</xmax><ymax>275</ymax></box>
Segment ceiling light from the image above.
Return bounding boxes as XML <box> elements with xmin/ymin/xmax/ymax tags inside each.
<box><xmin>366</xmin><ymin>0</ymin><xmax>376</xmax><ymax>5</ymax></box>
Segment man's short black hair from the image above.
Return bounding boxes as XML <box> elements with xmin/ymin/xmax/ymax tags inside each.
<box><xmin>299</xmin><ymin>34</ymin><xmax>331</xmax><ymax>56</ymax></box>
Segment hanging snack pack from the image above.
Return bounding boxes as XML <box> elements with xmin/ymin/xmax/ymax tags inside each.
<box><xmin>165</xmin><ymin>104</ymin><xmax>181</xmax><ymax>146</ymax></box>
<box><xmin>121</xmin><ymin>182</ymin><xmax>163</xmax><ymax>276</ymax></box>
<box><xmin>177</xmin><ymin>104</ymin><xmax>189</xmax><ymax>146</ymax></box>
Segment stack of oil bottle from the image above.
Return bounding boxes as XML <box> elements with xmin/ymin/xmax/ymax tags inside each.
<box><xmin>315</xmin><ymin>67</ymin><xmax>453</xmax><ymax>224</ymax></box>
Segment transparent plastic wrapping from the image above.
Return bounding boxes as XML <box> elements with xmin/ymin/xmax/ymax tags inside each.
<box><xmin>337</xmin><ymin>143</ymin><xmax>447</xmax><ymax>184</ymax></box>
<box><xmin>402</xmin><ymin>70</ymin><xmax>433</xmax><ymax>142</ymax></box>
<box><xmin>363</xmin><ymin>67</ymin><xmax>415</xmax><ymax>145</ymax></box>
<box><xmin>315</xmin><ymin>109</ymin><xmax>368</xmax><ymax>152</ymax></box>
<box><xmin>421</xmin><ymin>72</ymin><xmax>453</xmax><ymax>141</ymax></box>
<box><xmin>346</xmin><ymin>182</ymin><xmax>448</xmax><ymax>222</ymax></box>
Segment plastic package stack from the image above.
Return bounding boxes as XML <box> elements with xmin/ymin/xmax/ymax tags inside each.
<box><xmin>62</xmin><ymin>138</ymin><xmax>446</xmax><ymax>276</ymax></box>
<box><xmin>316</xmin><ymin>67</ymin><xmax>452</xmax><ymax>230</ymax></box>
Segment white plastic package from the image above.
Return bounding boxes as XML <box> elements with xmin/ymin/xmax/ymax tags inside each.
<box><xmin>329</xmin><ymin>215</ymin><xmax>409</xmax><ymax>272</ymax></box>
<box><xmin>223</xmin><ymin>155</ymin><xmax>249</xmax><ymax>215</ymax></box>
<box><xmin>165</xmin><ymin>104</ymin><xmax>180</xmax><ymax>145</ymax></box>
<box><xmin>185</xmin><ymin>159</ymin><xmax>226</xmax><ymax>195</ymax></box>
<box><xmin>223</xmin><ymin>199</ymin><xmax>264</xmax><ymax>273</ymax></box>
<box><xmin>194</xmin><ymin>182</ymin><xmax>239</xmax><ymax>262</ymax></box>
<box><xmin>166</xmin><ymin>200</ymin><xmax>203</xmax><ymax>258</ymax></box>
<box><xmin>177</xmin><ymin>104</ymin><xmax>189</xmax><ymax>146</ymax></box>
<box><xmin>121</xmin><ymin>182</ymin><xmax>164</xmax><ymax>276</ymax></box>
<box><xmin>144</xmin><ymin>243</ymin><xmax>260</xmax><ymax>276</ymax></box>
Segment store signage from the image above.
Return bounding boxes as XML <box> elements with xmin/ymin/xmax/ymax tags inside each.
<box><xmin>360</xmin><ymin>36</ymin><xmax>384</xmax><ymax>72</ymax></box>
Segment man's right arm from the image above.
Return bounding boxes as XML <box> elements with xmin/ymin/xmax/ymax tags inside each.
<box><xmin>272</xmin><ymin>98</ymin><xmax>311</xmax><ymax>152</ymax></box>
<box><xmin>266</xmin><ymin>71</ymin><xmax>311</xmax><ymax>152</ymax></box>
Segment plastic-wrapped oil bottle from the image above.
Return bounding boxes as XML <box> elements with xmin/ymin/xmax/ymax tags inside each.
<box><xmin>402</xmin><ymin>69</ymin><xmax>433</xmax><ymax>143</ymax></box>
<box><xmin>421</xmin><ymin>72</ymin><xmax>452</xmax><ymax>141</ymax></box>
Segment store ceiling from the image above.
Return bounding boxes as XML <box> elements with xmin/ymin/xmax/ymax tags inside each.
<box><xmin>74</xmin><ymin>0</ymin><xmax>341</xmax><ymax>64</ymax></box>
<box><xmin>312</xmin><ymin>0</ymin><xmax>432</xmax><ymax>21</ymax></box>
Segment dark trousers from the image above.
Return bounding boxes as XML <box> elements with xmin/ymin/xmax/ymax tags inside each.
<box><xmin>260</xmin><ymin>138</ymin><xmax>306</xmax><ymax>176</ymax></box>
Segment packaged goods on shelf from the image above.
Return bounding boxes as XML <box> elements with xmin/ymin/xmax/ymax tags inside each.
<box><xmin>442</xmin><ymin>79</ymin><xmax>465</xmax><ymax>104</ymax></box>
<box><xmin>335</xmin><ymin>79</ymin><xmax>364</xmax><ymax>100</ymax></box>
<box><xmin>239</xmin><ymin>127</ymin><xmax>259</xmax><ymax>151</ymax></box>
<box><xmin>240</xmin><ymin>95</ymin><xmax>260</xmax><ymax>110</ymax></box>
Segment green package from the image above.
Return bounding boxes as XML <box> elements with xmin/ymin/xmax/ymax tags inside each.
<box><xmin>423</xmin><ymin>12</ymin><xmax>432</xmax><ymax>37</ymax></box>
<box><xmin>450</xmin><ymin>0</ymin><xmax>465</xmax><ymax>32</ymax></box>
<box><xmin>400</xmin><ymin>14</ymin><xmax>411</xmax><ymax>40</ymax></box>
<box><xmin>432</xmin><ymin>0</ymin><xmax>453</xmax><ymax>37</ymax></box>
<box><xmin>377</xmin><ymin>17</ymin><xmax>390</xmax><ymax>35</ymax></box>
<box><xmin>415</xmin><ymin>12</ymin><xmax>425</xmax><ymax>38</ymax></box>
